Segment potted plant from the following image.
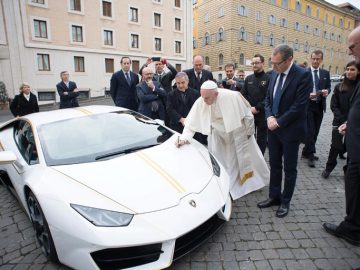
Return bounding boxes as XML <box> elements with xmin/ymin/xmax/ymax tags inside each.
<box><xmin>0</xmin><ymin>81</ymin><xmax>9</xmax><ymax>110</ymax></box>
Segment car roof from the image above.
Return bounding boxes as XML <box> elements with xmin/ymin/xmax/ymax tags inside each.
<box><xmin>1</xmin><ymin>105</ymin><xmax>127</xmax><ymax>129</ymax></box>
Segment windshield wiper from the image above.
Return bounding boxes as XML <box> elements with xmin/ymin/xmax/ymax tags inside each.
<box><xmin>95</xmin><ymin>144</ymin><xmax>159</xmax><ymax>160</ymax></box>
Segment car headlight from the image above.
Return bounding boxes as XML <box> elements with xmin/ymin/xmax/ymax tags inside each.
<box><xmin>209</xmin><ymin>152</ymin><xmax>221</xmax><ymax>177</ymax></box>
<box><xmin>71</xmin><ymin>204</ymin><xmax>133</xmax><ymax>227</ymax></box>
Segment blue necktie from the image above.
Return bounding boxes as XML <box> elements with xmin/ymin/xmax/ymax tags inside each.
<box><xmin>313</xmin><ymin>69</ymin><xmax>319</xmax><ymax>91</ymax></box>
<box><xmin>125</xmin><ymin>72</ymin><xmax>131</xmax><ymax>85</ymax></box>
<box><xmin>272</xmin><ymin>73</ymin><xmax>285</xmax><ymax>116</ymax></box>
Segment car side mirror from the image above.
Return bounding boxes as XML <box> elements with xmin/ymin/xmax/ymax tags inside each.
<box><xmin>0</xmin><ymin>151</ymin><xmax>17</xmax><ymax>164</ymax></box>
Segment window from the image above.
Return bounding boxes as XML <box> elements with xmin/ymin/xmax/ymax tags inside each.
<box><xmin>256</xmin><ymin>31</ymin><xmax>262</xmax><ymax>44</ymax></box>
<box><xmin>338</xmin><ymin>35</ymin><xmax>343</xmax><ymax>43</ymax></box>
<box><xmin>74</xmin><ymin>56</ymin><xmax>85</xmax><ymax>72</ymax></box>
<box><xmin>205</xmin><ymin>56</ymin><xmax>210</xmax><ymax>65</ymax></box>
<box><xmin>204</xmin><ymin>32</ymin><xmax>210</xmax><ymax>45</ymax></box>
<box><xmin>330</xmin><ymin>33</ymin><xmax>335</xmax><ymax>41</ymax></box>
<box><xmin>325</xmin><ymin>13</ymin><xmax>328</xmax><ymax>24</ymax></box>
<box><xmin>155</xmin><ymin>37</ymin><xmax>162</xmax><ymax>51</ymax></box>
<box><xmin>270</xmin><ymin>0</ymin><xmax>276</xmax><ymax>4</ymax></box>
<box><xmin>175</xmin><ymin>64</ymin><xmax>182</xmax><ymax>72</ymax></box>
<box><xmin>269</xmin><ymin>33</ymin><xmax>275</xmax><ymax>47</ymax></box>
<box><xmin>304</xmin><ymin>41</ymin><xmax>309</xmax><ymax>52</ymax></box>
<box><xmin>34</xmin><ymin>20</ymin><xmax>47</xmax><ymax>38</ymax></box>
<box><xmin>70</xmin><ymin>0</ymin><xmax>81</xmax><ymax>11</ymax></box>
<box><xmin>323</xmin><ymin>31</ymin><xmax>329</xmax><ymax>39</ymax></box>
<box><xmin>304</xmin><ymin>25</ymin><xmax>310</xmax><ymax>33</ymax></box>
<box><xmin>313</xmin><ymin>28</ymin><xmax>320</xmax><ymax>36</ymax></box>
<box><xmin>103</xmin><ymin>30</ymin><xmax>113</xmax><ymax>46</ymax></box>
<box><xmin>72</xmin><ymin>25</ymin><xmax>83</xmax><ymax>42</ymax></box>
<box><xmin>239</xmin><ymin>53</ymin><xmax>244</xmax><ymax>65</ymax></box>
<box><xmin>105</xmin><ymin>58</ymin><xmax>114</xmax><ymax>73</ymax></box>
<box><xmin>238</xmin><ymin>5</ymin><xmax>247</xmax><ymax>16</ymax></box>
<box><xmin>295</xmin><ymin>22</ymin><xmax>301</xmax><ymax>31</ymax></box>
<box><xmin>293</xmin><ymin>39</ymin><xmax>299</xmax><ymax>51</ymax></box>
<box><xmin>268</xmin><ymin>15</ymin><xmax>276</xmax><ymax>24</ymax></box>
<box><xmin>218</xmin><ymin>7</ymin><xmax>224</xmax><ymax>17</ymax></box>
<box><xmin>174</xmin><ymin>0</ymin><xmax>181</xmax><ymax>8</ymax></box>
<box><xmin>339</xmin><ymin>18</ymin><xmax>343</xmax><ymax>28</ymax></box>
<box><xmin>175</xmin><ymin>18</ymin><xmax>181</xmax><ymax>31</ymax></box>
<box><xmin>32</xmin><ymin>0</ymin><xmax>45</xmax><ymax>3</ymax></box>
<box><xmin>238</xmin><ymin>27</ymin><xmax>247</xmax><ymax>41</ymax></box>
<box><xmin>217</xmin><ymin>28</ymin><xmax>224</xmax><ymax>41</ymax></box>
<box><xmin>131</xmin><ymin>34</ymin><xmax>139</xmax><ymax>48</ymax></box>
<box><xmin>154</xmin><ymin>13</ymin><xmax>161</xmax><ymax>27</ymax></box>
<box><xmin>256</xmin><ymin>11</ymin><xmax>261</xmax><ymax>21</ymax></box>
<box><xmin>280</xmin><ymin>18</ymin><xmax>288</xmax><ymax>27</ymax></box>
<box><xmin>193</xmin><ymin>38</ymin><xmax>197</xmax><ymax>49</ymax></box>
<box><xmin>282</xmin><ymin>0</ymin><xmax>288</xmax><ymax>9</ymax></box>
<box><xmin>295</xmin><ymin>1</ymin><xmax>301</xmax><ymax>12</ymax></box>
<box><xmin>130</xmin><ymin>7</ymin><xmax>138</xmax><ymax>22</ymax></box>
<box><xmin>204</xmin><ymin>13</ymin><xmax>209</xmax><ymax>22</ymax></box>
<box><xmin>175</xmin><ymin>41</ymin><xmax>181</xmax><ymax>54</ymax></box>
<box><xmin>281</xmin><ymin>36</ymin><xmax>286</xmax><ymax>44</ymax></box>
<box><xmin>102</xmin><ymin>1</ymin><xmax>112</xmax><ymax>17</ymax></box>
<box><xmin>306</xmin><ymin>5</ymin><xmax>311</xmax><ymax>16</ymax></box>
<box><xmin>14</xmin><ymin>121</ymin><xmax>38</xmax><ymax>165</ymax></box>
<box><xmin>316</xmin><ymin>8</ymin><xmax>320</xmax><ymax>19</ymax></box>
<box><xmin>218</xmin><ymin>54</ymin><xmax>224</xmax><ymax>66</ymax></box>
<box><xmin>37</xmin><ymin>53</ymin><xmax>50</xmax><ymax>71</ymax></box>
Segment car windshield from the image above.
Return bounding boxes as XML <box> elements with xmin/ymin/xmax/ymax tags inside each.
<box><xmin>37</xmin><ymin>111</ymin><xmax>174</xmax><ymax>166</ymax></box>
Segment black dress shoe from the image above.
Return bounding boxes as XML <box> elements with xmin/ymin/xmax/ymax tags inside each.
<box><xmin>276</xmin><ymin>204</ymin><xmax>289</xmax><ymax>218</ymax></box>
<box><xmin>257</xmin><ymin>198</ymin><xmax>281</xmax><ymax>208</ymax></box>
<box><xmin>308</xmin><ymin>158</ymin><xmax>315</xmax><ymax>167</ymax></box>
<box><xmin>339</xmin><ymin>153</ymin><xmax>346</xmax><ymax>160</ymax></box>
<box><xmin>323</xmin><ymin>223</ymin><xmax>360</xmax><ymax>246</ymax></box>
<box><xmin>321</xmin><ymin>170</ymin><xmax>330</xmax><ymax>179</ymax></box>
<box><xmin>314</xmin><ymin>155</ymin><xmax>319</xmax><ymax>161</ymax></box>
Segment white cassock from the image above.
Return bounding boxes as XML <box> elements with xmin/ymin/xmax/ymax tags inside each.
<box><xmin>181</xmin><ymin>88</ymin><xmax>270</xmax><ymax>200</ymax></box>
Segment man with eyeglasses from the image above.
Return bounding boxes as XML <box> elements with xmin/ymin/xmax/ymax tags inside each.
<box><xmin>136</xmin><ymin>67</ymin><xmax>167</xmax><ymax>121</ymax></box>
<box><xmin>257</xmin><ymin>45</ymin><xmax>312</xmax><ymax>218</ymax></box>
<box><xmin>302</xmin><ymin>50</ymin><xmax>331</xmax><ymax>168</ymax></box>
<box><xmin>242</xmin><ymin>54</ymin><xmax>270</xmax><ymax>155</ymax></box>
<box><xmin>221</xmin><ymin>63</ymin><xmax>243</xmax><ymax>91</ymax></box>
<box><xmin>323</xmin><ymin>25</ymin><xmax>360</xmax><ymax>247</ymax></box>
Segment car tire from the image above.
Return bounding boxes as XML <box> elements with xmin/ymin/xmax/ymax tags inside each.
<box><xmin>27</xmin><ymin>191</ymin><xmax>59</xmax><ymax>263</ymax></box>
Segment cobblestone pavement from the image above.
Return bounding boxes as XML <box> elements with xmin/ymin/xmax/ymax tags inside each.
<box><xmin>1</xmin><ymin>94</ymin><xmax>360</xmax><ymax>269</ymax></box>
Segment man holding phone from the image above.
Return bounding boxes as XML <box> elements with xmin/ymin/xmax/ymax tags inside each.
<box><xmin>139</xmin><ymin>57</ymin><xmax>177</xmax><ymax>93</ymax></box>
<box><xmin>221</xmin><ymin>63</ymin><xmax>243</xmax><ymax>91</ymax></box>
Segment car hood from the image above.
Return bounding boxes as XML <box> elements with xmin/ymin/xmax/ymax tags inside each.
<box><xmin>52</xmin><ymin>141</ymin><xmax>214</xmax><ymax>214</ymax></box>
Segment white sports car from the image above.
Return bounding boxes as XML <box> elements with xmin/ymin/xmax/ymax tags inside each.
<box><xmin>0</xmin><ymin>105</ymin><xmax>232</xmax><ymax>270</ymax></box>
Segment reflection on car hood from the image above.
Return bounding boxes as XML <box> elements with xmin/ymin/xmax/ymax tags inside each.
<box><xmin>52</xmin><ymin>139</ymin><xmax>213</xmax><ymax>214</ymax></box>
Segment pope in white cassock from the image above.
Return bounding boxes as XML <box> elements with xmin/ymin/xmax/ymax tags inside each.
<box><xmin>176</xmin><ymin>80</ymin><xmax>270</xmax><ymax>200</ymax></box>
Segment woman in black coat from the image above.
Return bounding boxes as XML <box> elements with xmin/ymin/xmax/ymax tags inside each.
<box><xmin>10</xmin><ymin>82</ymin><xmax>39</xmax><ymax>117</ymax></box>
<box><xmin>322</xmin><ymin>61</ymin><xmax>360</xmax><ymax>179</ymax></box>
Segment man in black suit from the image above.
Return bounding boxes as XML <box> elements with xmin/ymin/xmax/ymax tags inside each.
<box><xmin>221</xmin><ymin>63</ymin><xmax>243</xmax><ymax>91</ymax></box>
<box><xmin>257</xmin><ymin>45</ymin><xmax>312</xmax><ymax>218</ymax></box>
<box><xmin>136</xmin><ymin>67</ymin><xmax>167</xmax><ymax>121</ymax></box>
<box><xmin>302</xmin><ymin>50</ymin><xmax>331</xmax><ymax>167</ymax></box>
<box><xmin>242</xmin><ymin>54</ymin><xmax>270</xmax><ymax>155</ymax></box>
<box><xmin>110</xmin><ymin>56</ymin><xmax>139</xmax><ymax>111</ymax></box>
<box><xmin>323</xmin><ymin>26</ymin><xmax>360</xmax><ymax>246</ymax></box>
<box><xmin>183</xmin><ymin>55</ymin><xmax>214</xmax><ymax>91</ymax></box>
<box><xmin>56</xmin><ymin>71</ymin><xmax>79</xmax><ymax>109</ymax></box>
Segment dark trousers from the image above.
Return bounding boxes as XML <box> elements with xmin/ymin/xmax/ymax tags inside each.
<box><xmin>325</xmin><ymin>129</ymin><xmax>345</xmax><ymax>172</ymax></box>
<box><xmin>268</xmin><ymin>132</ymin><xmax>300</xmax><ymax>205</ymax></box>
<box><xmin>255</xmin><ymin>117</ymin><xmax>267</xmax><ymax>155</ymax></box>
<box><xmin>302</xmin><ymin>102</ymin><xmax>324</xmax><ymax>157</ymax></box>
<box><xmin>338</xmin><ymin>161</ymin><xmax>360</xmax><ymax>240</ymax></box>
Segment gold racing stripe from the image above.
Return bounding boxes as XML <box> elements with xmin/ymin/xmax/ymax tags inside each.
<box><xmin>137</xmin><ymin>151</ymin><xmax>186</xmax><ymax>194</ymax></box>
<box><xmin>74</xmin><ymin>107</ymin><xmax>93</xmax><ymax>115</ymax></box>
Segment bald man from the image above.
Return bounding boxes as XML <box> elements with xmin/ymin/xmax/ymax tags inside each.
<box><xmin>323</xmin><ymin>26</ymin><xmax>360</xmax><ymax>246</ymax></box>
<box><xmin>176</xmin><ymin>80</ymin><xmax>269</xmax><ymax>200</ymax></box>
<box><xmin>183</xmin><ymin>55</ymin><xmax>214</xmax><ymax>91</ymax></box>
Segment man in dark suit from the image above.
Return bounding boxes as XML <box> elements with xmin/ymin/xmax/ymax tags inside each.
<box><xmin>110</xmin><ymin>56</ymin><xmax>139</xmax><ymax>111</ymax></box>
<box><xmin>323</xmin><ymin>26</ymin><xmax>360</xmax><ymax>246</ymax></box>
<box><xmin>302</xmin><ymin>50</ymin><xmax>331</xmax><ymax>167</ymax></box>
<box><xmin>136</xmin><ymin>67</ymin><xmax>167</xmax><ymax>121</ymax></box>
<box><xmin>183</xmin><ymin>55</ymin><xmax>214</xmax><ymax>91</ymax></box>
<box><xmin>257</xmin><ymin>45</ymin><xmax>312</xmax><ymax>218</ymax></box>
<box><xmin>56</xmin><ymin>71</ymin><xmax>79</xmax><ymax>109</ymax></box>
<box><xmin>221</xmin><ymin>63</ymin><xmax>243</xmax><ymax>91</ymax></box>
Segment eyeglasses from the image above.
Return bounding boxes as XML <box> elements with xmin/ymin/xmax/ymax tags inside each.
<box><xmin>143</xmin><ymin>73</ymin><xmax>154</xmax><ymax>75</ymax></box>
<box><xmin>270</xmin><ymin>59</ymin><xmax>286</xmax><ymax>66</ymax></box>
<box><xmin>250</xmin><ymin>62</ymin><xmax>262</xmax><ymax>65</ymax></box>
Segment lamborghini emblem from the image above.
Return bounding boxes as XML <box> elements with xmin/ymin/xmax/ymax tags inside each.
<box><xmin>189</xmin><ymin>200</ymin><xmax>196</xmax><ymax>208</ymax></box>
